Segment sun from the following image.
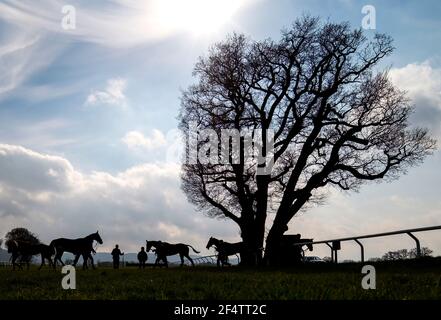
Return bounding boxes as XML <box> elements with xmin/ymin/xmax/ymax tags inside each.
<box><xmin>153</xmin><ymin>0</ymin><xmax>248</xmax><ymax>36</ymax></box>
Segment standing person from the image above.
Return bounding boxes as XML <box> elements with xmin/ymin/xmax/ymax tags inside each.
<box><xmin>111</xmin><ymin>244</ymin><xmax>124</xmax><ymax>269</ymax></box>
<box><xmin>137</xmin><ymin>246</ymin><xmax>148</xmax><ymax>269</ymax></box>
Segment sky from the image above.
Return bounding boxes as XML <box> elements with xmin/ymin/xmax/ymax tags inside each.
<box><xmin>0</xmin><ymin>0</ymin><xmax>440</xmax><ymax>260</ymax></box>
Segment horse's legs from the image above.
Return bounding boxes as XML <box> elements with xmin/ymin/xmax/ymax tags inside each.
<box><xmin>89</xmin><ymin>253</ymin><xmax>95</xmax><ymax>270</ymax></box>
<box><xmin>80</xmin><ymin>254</ymin><xmax>87</xmax><ymax>270</ymax></box>
<box><xmin>13</xmin><ymin>254</ymin><xmax>23</xmax><ymax>270</ymax></box>
<box><xmin>217</xmin><ymin>252</ymin><xmax>227</xmax><ymax>267</ymax></box>
<box><xmin>53</xmin><ymin>249</ymin><xmax>59</xmax><ymax>268</ymax></box>
<box><xmin>11</xmin><ymin>254</ymin><xmax>17</xmax><ymax>271</ymax></box>
<box><xmin>39</xmin><ymin>255</ymin><xmax>45</xmax><ymax>270</ymax></box>
<box><xmin>48</xmin><ymin>257</ymin><xmax>54</xmax><ymax>269</ymax></box>
<box><xmin>185</xmin><ymin>254</ymin><xmax>195</xmax><ymax>267</ymax></box>
<box><xmin>73</xmin><ymin>254</ymin><xmax>80</xmax><ymax>267</ymax></box>
<box><xmin>54</xmin><ymin>250</ymin><xmax>65</xmax><ymax>268</ymax></box>
<box><xmin>82</xmin><ymin>253</ymin><xmax>93</xmax><ymax>270</ymax></box>
<box><xmin>164</xmin><ymin>256</ymin><xmax>168</xmax><ymax>268</ymax></box>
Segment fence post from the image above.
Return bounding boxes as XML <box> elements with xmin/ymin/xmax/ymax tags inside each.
<box><xmin>407</xmin><ymin>232</ymin><xmax>421</xmax><ymax>257</ymax></box>
<box><xmin>325</xmin><ymin>242</ymin><xmax>334</xmax><ymax>263</ymax></box>
<box><xmin>354</xmin><ymin>239</ymin><xmax>365</xmax><ymax>263</ymax></box>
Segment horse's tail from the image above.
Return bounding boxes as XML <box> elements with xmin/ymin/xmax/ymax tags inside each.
<box><xmin>187</xmin><ymin>245</ymin><xmax>200</xmax><ymax>254</ymax></box>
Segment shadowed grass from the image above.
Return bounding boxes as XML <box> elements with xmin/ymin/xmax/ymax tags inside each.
<box><xmin>0</xmin><ymin>258</ymin><xmax>440</xmax><ymax>300</ymax></box>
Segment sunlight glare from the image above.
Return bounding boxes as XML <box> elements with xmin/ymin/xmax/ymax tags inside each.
<box><xmin>153</xmin><ymin>0</ymin><xmax>248</xmax><ymax>35</ymax></box>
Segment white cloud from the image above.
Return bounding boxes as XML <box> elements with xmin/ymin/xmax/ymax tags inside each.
<box><xmin>390</xmin><ymin>61</ymin><xmax>441</xmax><ymax>105</ymax></box>
<box><xmin>122</xmin><ymin>130</ymin><xmax>167</xmax><ymax>150</ymax></box>
<box><xmin>0</xmin><ymin>143</ymin><xmax>238</xmax><ymax>254</ymax></box>
<box><xmin>86</xmin><ymin>78</ymin><xmax>127</xmax><ymax>107</ymax></box>
<box><xmin>390</xmin><ymin>61</ymin><xmax>441</xmax><ymax>137</ymax></box>
<box><xmin>0</xmin><ymin>144</ymin><xmax>80</xmax><ymax>193</ymax></box>
<box><xmin>0</xmin><ymin>143</ymin><xmax>440</xmax><ymax>259</ymax></box>
<box><xmin>122</xmin><ymin>128</ymin><xmax>184</xmax><ymax>165</ymax></box>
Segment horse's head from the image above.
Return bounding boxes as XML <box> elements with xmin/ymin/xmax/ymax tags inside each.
<box><xmin>93</xmin><ymin>231</ymin><xmax>103</xmax><ymax>244</ymax></box>
<box><xmin>146</xmin><ymin>240</ymin><xmax>154</xmax><ymax>252</ymax></box>
<box><xmin>206</xmin><ymin>237</ymin><xmax>215</xmax><ymax>250</ymax></box>
<box><xmin>146</xmin><ymin>240</ymin><xmax>163</xmax><ymax>252</ymax></box>
<box><xmin>5</xmin><ymin>239</ymin><xmax>17</xmax><ymax>253</ymax></box>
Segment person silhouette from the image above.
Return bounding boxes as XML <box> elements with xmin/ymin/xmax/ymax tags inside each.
<box><xmin>111</xmin><ymin>244</ymin><xmax>124</xmax><ymax>269</ymax></box>
<box><xmin>137</xmin><ymin>246</ymin><xmax>148</xmax><ymax>269</ymax></box>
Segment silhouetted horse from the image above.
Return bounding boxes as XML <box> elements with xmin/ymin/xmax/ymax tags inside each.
<box><xmin>206</xmin><ymin>237</ymin><xmax>243</xmax><ymax>267</ymax></box>
<box><xmin>6</xmin><ymin>240</ymin><xmax>55</xmax><ymax>270</ymax></box>
<box><xmin>146</xmin><ymin>240</ymin><xmax>200</xmax><ymax>267</ymax></box>
<box><xmin>275</xmin><ymin>234</ymin><xmax>314</xmax><ymax>266</ymax></box>
<box><xmin>50</xmin><ymin>231</ymin><xmax>103</xmax><ymax>270</ymax></box>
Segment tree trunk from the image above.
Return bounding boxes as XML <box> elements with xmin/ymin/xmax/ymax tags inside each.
<box><xmin>239</xmin><ymin>218</ymin><xmax>265</xmax><ymax>266</ymax></box>
<box><xmin>264</xmin><ymin>194</ymin><xmax>311</xmax><ymax>266</ymax></box>
<box><xmin>254</xmin><ymin>174</ymin><xmax>269</xmax><ymax>266</ymax></box>
<box><xmin>239</xmin><ymin>223</ymin><xmax>256</xmax><ymax>266</ymax></box>
<box><xmin>264</xmin><ymin>221</ymin><xmax>288</xmax><ymax>266</ymax></box>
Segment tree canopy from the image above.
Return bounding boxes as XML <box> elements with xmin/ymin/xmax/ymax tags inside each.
<box><xmin>179</xmin><ymin>16</ymin><xmax>436</xmax><ymax>265</ymax></box>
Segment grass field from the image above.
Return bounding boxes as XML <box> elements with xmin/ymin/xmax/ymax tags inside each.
<box><xmin>0</xmin><ymin>258</ymin><xmax>440</xmax><ymax>300</ymax></box>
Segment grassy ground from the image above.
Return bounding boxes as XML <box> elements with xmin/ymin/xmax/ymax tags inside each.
<box><xmin>0</xmin><ymin>258</ymin><xmax>440</xmax><ymax>300</ymax></box>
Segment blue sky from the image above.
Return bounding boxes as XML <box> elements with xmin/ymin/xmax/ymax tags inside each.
<box><xmin>0</xmin><ymin>0</ymin><xmax>440</xmax><ymax>259</ymax></box>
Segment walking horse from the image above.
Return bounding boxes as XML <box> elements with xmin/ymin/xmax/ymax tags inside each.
<box><xmin>6</xmin><ymin>240</ymin><xmax>55</xmax><ymax>270</ymax></box>
<box><xmin>146</xmin><ymin>240</ymin><xmax>200</xmax><ymax>267</ymax></box>
<box><xmin>50</xmin><ymin>231</ymin><xmax>103</xmax><ymax>269</ymax></box>
<box><xmin>206</xmin><ymin>237</ymin><xmax>243</xmax><ymax>267</ymax></box>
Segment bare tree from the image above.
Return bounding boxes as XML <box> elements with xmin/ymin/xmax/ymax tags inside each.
<box><xmin>382</xmin><ymin>247</ymin><xmax>433</xmax><ymax>260</ymax></box>
<box><xmin>4</xmin><ymin>228</ymin><xmax>40</xmax><ymax>246</ymax></box>
<box><xmin>409</xmin><ymin>247</ymin><xmax>433</xmax><ymax>258</ymax></box>
<box><xmin>179</xmin><ymin>16</ymin><xmax>436</xmax><ymax>265</ymax></box>
<box><xmin>382</xmin><ymin>249</ymin><xmax>409</xmax><ymax>261</ymax></box>
<box><xmin>4</xmin><ymin>227</ymin><xmax>40</xmax><ymax>263</ymax></box>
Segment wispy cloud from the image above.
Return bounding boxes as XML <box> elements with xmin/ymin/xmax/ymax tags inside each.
<box><xmin>0</xmin><ymin>0</ymin><xmax>255</xmax><ymax>48</ymax></box>
<box><xmin>0</xmin><ymin>30</ymin><xmax>60</xmax><ymax>98</ymax></box>
<box><xmin>4</xmin><ymin>119</ymin><xmax>77</xmax><ymax>151</ymax></box>
<box><xmin>86</xmin><ymin>78</ymin><xmax>127</xmax><ymax>107</ymax></box>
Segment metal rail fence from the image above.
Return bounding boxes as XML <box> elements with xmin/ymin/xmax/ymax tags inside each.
<box><xmin>296</xmin><ymin>225</ymin><xmax>441</xmax><ymax>263</ymax></box>
<box><xmin>192</xmin><ymin>255</ymin><xmax>218</xmax><ymax>265</ymax></box>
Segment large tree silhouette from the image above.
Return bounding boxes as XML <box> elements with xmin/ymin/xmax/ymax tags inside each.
<box><xmin>4</xmin><ymin>227</ymin><xmax>40</xmax><ymax>263</ymax></box>
<box><xmin>179</xmin><ymin>17</ymin><xmax>436</xmax><ymax>265</ymax></box>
